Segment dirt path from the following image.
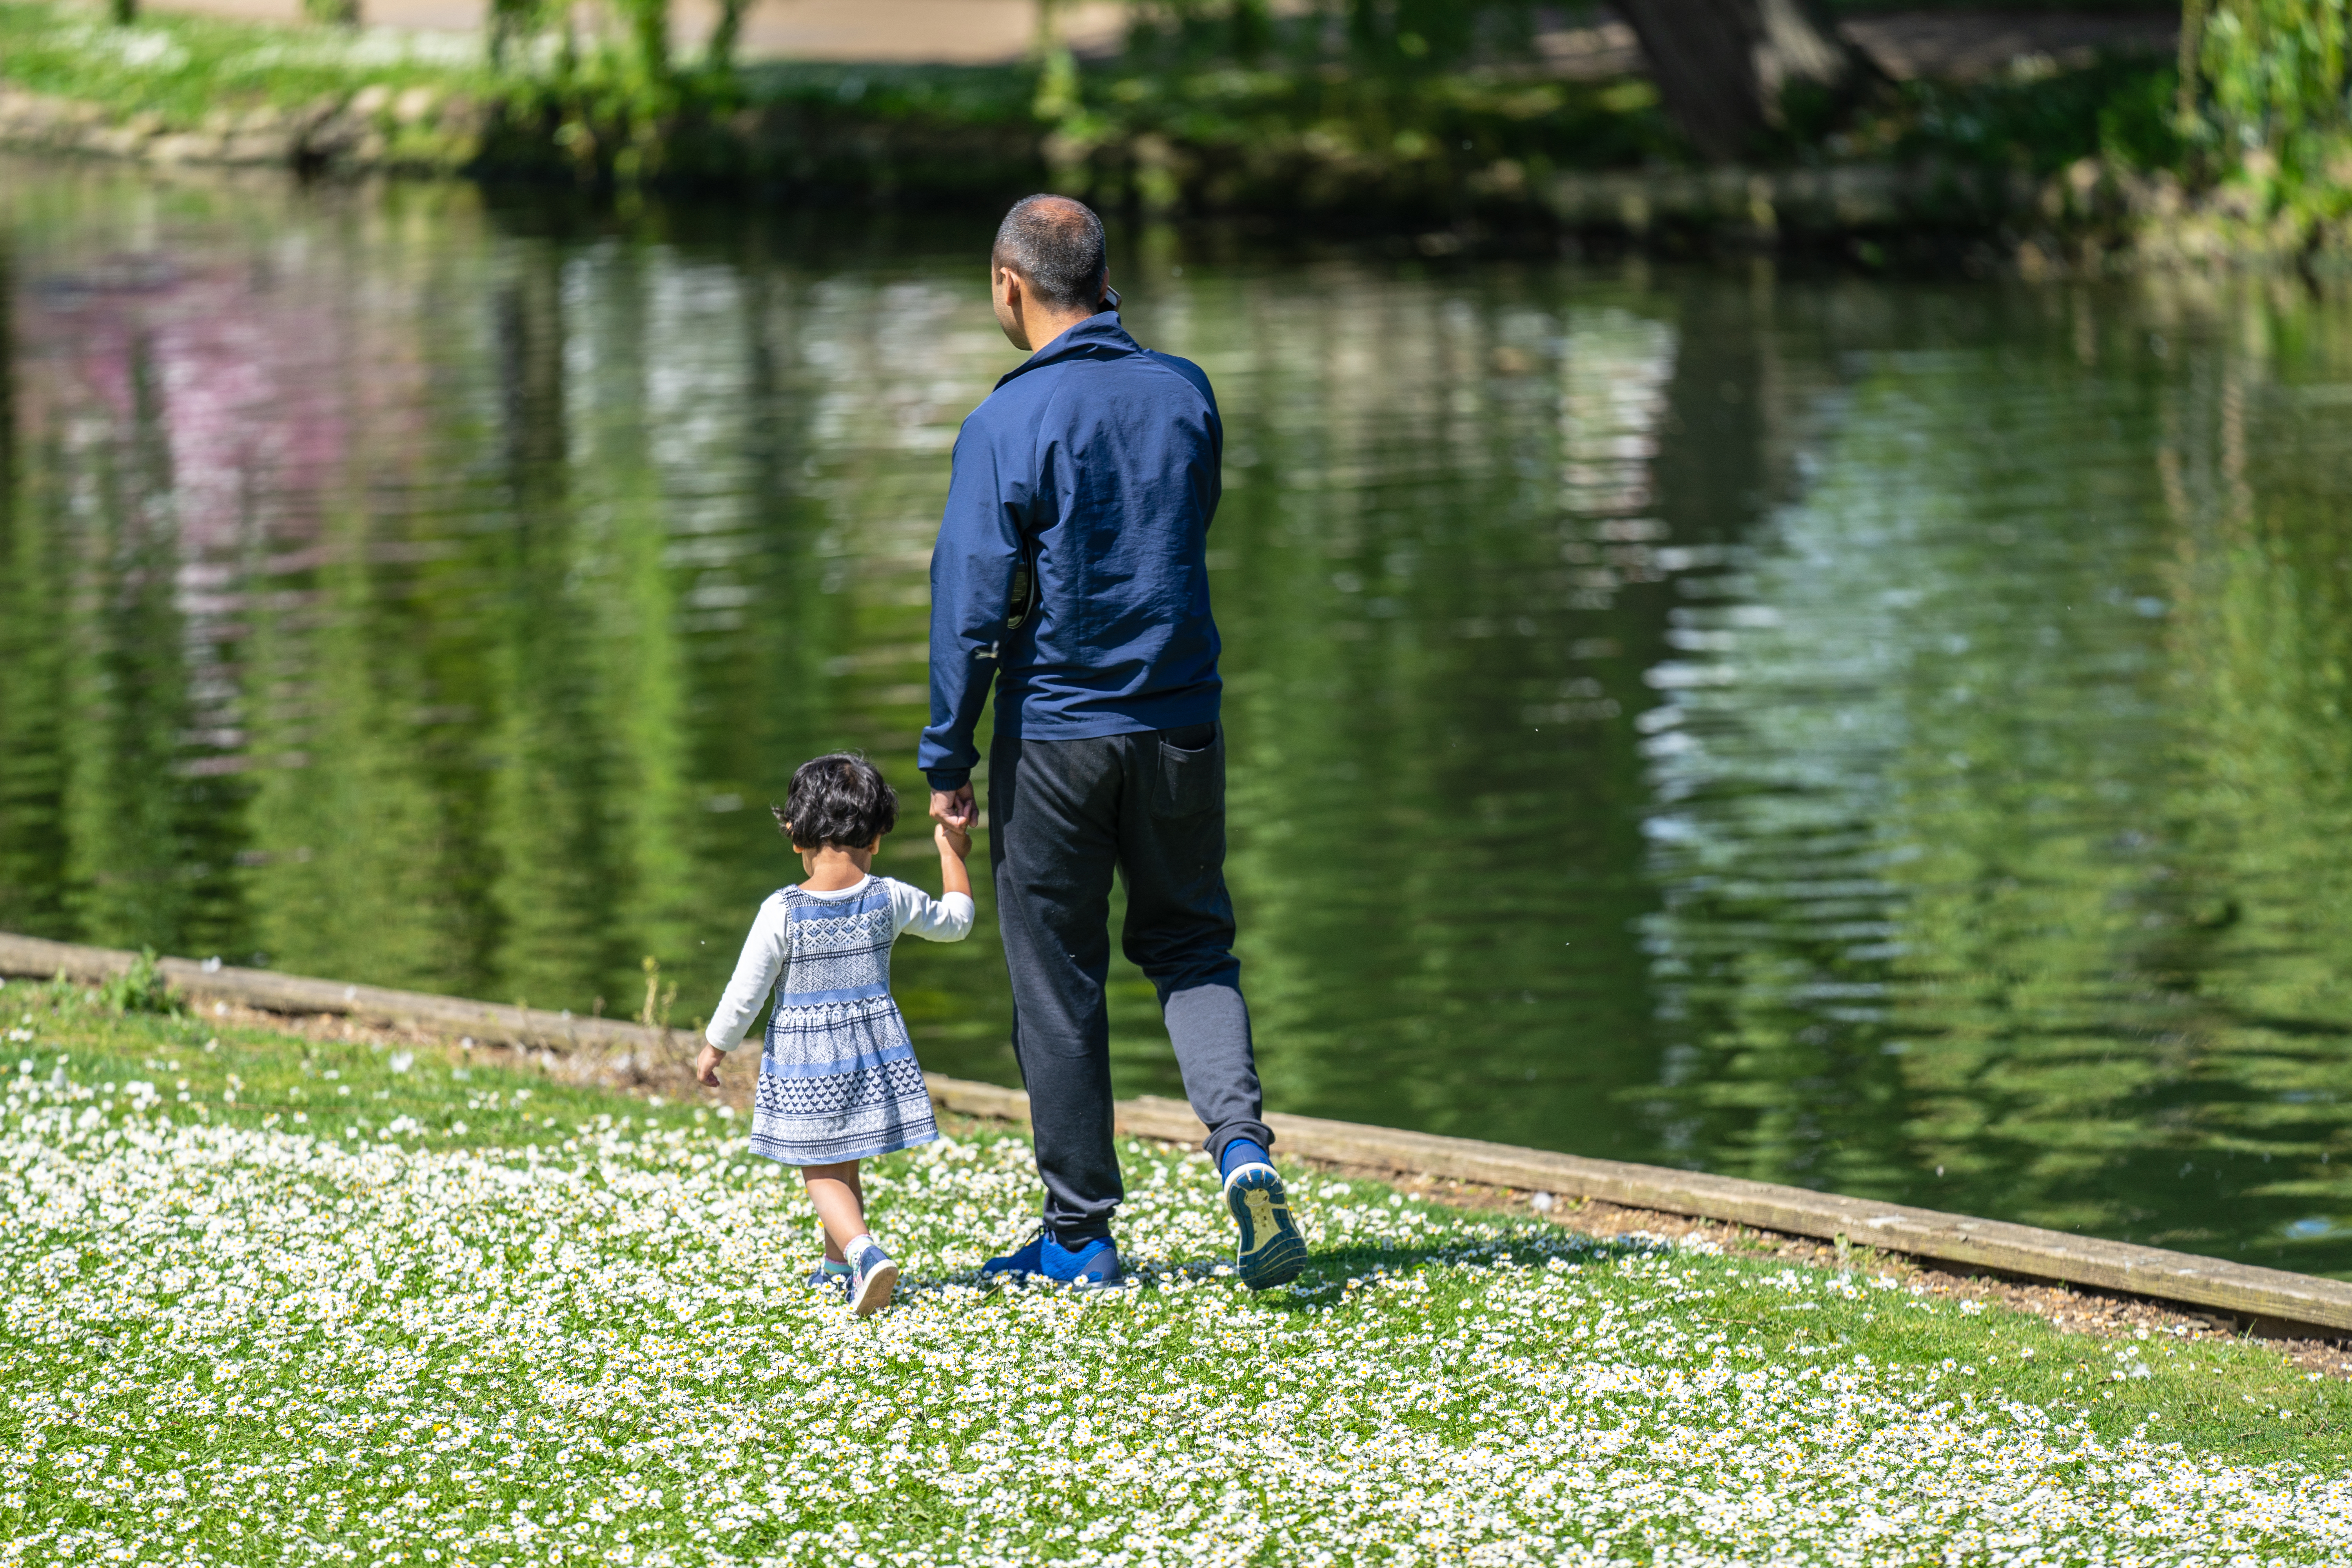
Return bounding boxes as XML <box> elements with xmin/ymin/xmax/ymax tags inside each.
<box><xmin>141</xmin><ymin>0</ymin><xmax>1130</xmax><ymax>65</ymax></box>
<box><xmin>1539</xmin><ymin>11</ymin><xmax>2175</xmax><ymax>82</ymax></box>
<box><xmin>134</xmin><ymin>0</ymin><xmax>2174</xmax><ymax>77</ymax></box>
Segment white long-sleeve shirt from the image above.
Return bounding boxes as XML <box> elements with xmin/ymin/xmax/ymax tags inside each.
<box><xmin>704</xmin><ymin>875</ymin><xmax>975</xmax><ymax>1051</ymax></box>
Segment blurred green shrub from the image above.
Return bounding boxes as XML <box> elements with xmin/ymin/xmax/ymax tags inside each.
<box><xmin>2192</xmin><ymin>0</ymin><xmax>2352</xmax><ymax>225</ymax></box>
<box><xmin>1842</xmin><ymin>54</ymin><xmax>2178</xmax><ymax>176</ymax></box>
<box><xmin>100</xmin><ymin>949</ymin><xmax>178</xmax><ymax>1017</ymax></box>
<box><xmin>2097</xmin><ymin>61</ymin><xmax>2185</xmax><ymax>169</ymax></box>
<box><xmin>2201</xmin><ymin>0</ymin><xmax>2350</xmax><ymax>146</ymax></box>
<box><xmin>480</xmin><ymin>0</ymin><xmax>707</xmax><ymax>185</ymax></box>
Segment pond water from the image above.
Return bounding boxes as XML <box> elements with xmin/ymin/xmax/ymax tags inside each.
<box><xmin>6</xmin><ymin>159</ymin><xmax>2352</xmax><ymax>1277</ymax></box>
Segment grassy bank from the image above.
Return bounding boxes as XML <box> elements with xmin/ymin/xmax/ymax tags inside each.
<box><xmin>5</xmin><ymin>975</ymin><xmax>2352</xmax><ymax>1564</ymax></box>
<box><xmin>0</xmin><ymin>0</ymin><xmax>481</xmax><ymax>125</ymax></box>
<box><xmin>0</xmin><ymin>0</ymin><xmax>2207</xmax><ymax>239</ymax></box>
<box><xmin>0</xmin><ymin>0</ymin><xmax>1045</xmax><ymax>196</ymax></box>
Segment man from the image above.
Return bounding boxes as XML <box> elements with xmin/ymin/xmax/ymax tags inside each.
<box><xmin>921</xmin><ymin>194</ymin><xmax>1306</xmax><ymax>1291</ymax></box>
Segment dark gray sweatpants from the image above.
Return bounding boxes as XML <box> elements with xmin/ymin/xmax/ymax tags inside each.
<box><xmin>988</xmin><ymin>720</ymin><xmax>1272</xmax><ymax>1241</ymax></box>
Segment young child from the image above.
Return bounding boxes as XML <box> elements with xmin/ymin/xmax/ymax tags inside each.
<box><xmin>695</xmin><ymin>752</ymin><xmax>974</xmax><ymax>1316</ymax></box>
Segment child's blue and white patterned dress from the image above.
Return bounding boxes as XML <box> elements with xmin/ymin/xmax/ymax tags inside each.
<box><xmin>704</xmin><ymin>875</ymin><xmax>975</xmax><ymax>1166</ymax></box>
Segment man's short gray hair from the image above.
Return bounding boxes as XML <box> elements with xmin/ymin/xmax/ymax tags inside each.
<box><xmin>993</xmin><ymin>195</ymin><xmax>1108</xmax><ymax>313</ymax></box>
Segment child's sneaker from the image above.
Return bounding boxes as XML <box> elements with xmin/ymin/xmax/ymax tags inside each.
<box><xmin>806</xmin><ymin>1260</ymin><xmax>851</xmax><ymax>1302</ymax></box>
<box><xmin>1223</xmin><ymin>1162</ymin><xmax>1307</xmax><ymax>1290</ymax></box>
<box><xmin>846</xmin><ymin>1237</ymin><xmax>899</xmax><ymax>1317</ymax></box>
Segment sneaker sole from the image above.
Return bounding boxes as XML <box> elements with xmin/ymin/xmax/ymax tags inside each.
<box><xmin>851</xmin><ymin>1258</ymin><xmax>898</xmax><ymax>1317</ymax></box>
<box><xmin>1223</xmin><ymin>1163</ymin><xmax>1308</xmax><ymax>1290</ymax></box>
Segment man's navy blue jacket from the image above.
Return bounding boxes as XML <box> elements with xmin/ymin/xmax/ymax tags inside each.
<box><xmin>920</xmin><ymin>312</ymin><xmax>1224</xmax><ymax>791</ymax></box>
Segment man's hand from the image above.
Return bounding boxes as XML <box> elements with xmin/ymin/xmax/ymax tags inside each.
<box><xmin>693</xmin><ymin>1042</ymin><xmax>724</xmax><ymax>1089</ymax></box>
<box><xmin>929</xmin><ymin>784</ymin><xmax>976</xmax><ymax>831</ymax></box>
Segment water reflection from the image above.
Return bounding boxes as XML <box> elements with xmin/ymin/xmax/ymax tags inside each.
<box><xmin>1642</xmin><ymin>288</ymin><xmax>2352</xmax><ymax>1273</ymax></box>
<box><xmin>4</xmin><ymin>162</ymin><xmax>2350</xmax><ymax>1276</ymax></box>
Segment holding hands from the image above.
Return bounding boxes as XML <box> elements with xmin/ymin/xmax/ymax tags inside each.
<box><xmin>930</xmin><ymin>788</ymin><xmax>975</xmax><ymax>896</ymax></box>
<box><xmin>698</xmin><ymin>783</ymin><xmax>975</xmax><ymax>1101</ymax></box>
<box><xmin>930</xmin><ymin>784</ymin><xmax>976</xmax><ymax>833</ymax></box>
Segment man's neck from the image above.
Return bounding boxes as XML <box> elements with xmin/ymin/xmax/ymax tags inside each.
<box><xmin>1023</xmin><ymin>306</ymin><xmax>1099</xmax><ymax>354</ymax></box>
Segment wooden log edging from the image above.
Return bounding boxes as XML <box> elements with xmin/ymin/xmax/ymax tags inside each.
<box><xmin>1108</xmin><ymin>1096</ymin><xmax>2352</xmax><ymax>1338</ymax></box>
<box><xmin>10</xmin><ymin>930</ymin><xmax>2352</xmax><ymax>1337</ymax></box>
<box><xmin>0</xmin><ymin>932</ymin><xmax>702</xmax><ymax>1077</ymax></box>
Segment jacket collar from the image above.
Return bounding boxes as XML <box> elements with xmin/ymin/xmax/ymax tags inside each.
<box><xmin>994</xmin><ymin>310</ymin><xmax>1137</xmax><ymax>389</ymax></box>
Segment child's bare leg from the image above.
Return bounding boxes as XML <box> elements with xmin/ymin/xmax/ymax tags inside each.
<box><xmin>802</xmin><ymin>1161</ymin><xmax>867</xmax><ymax>1261</ymax></box>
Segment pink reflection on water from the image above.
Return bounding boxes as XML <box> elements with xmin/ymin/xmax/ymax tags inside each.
<box><xmin>18</xmin><ymin>239</ymin><xmax>436</xmax><ymax>768</ymax></box>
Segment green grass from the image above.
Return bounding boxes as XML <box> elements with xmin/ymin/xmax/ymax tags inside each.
<box><xmin>0</xmin><ymin>0</ymin><xmax>1034</xmax><ymax>156</ymax></box>
<box><xmin>0</xmin><ymin>0</ymin><xmax>488</xmax><ymax>125</ymax></box>
<box><xmin>5</xmin><ymin>977</ymin><xmax>2351</xmax><ymax>1564</ymax></box>
<box><xmin>20</xmin><ymin>976</ymin><xmax>2352</xmax><ymax>1463</ymax></box>
<box><xmin>25</xmin><ymin>978</ymin><xmax>711</xmax><ymax>1149</ymax></box>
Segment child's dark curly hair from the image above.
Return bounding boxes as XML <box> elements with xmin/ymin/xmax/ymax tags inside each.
<box><xmin>775</xmin><ymin>753</ymin><xmax>898</xmax><ymax>851</ymax></box>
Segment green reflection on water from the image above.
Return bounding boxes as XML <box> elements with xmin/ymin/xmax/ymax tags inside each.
<box><xmin>4</xmin><ymin>162</ymin><xmax>2351</xmax><ymax>1276</ymax></box>
<box><xmin>1640</xmin><ymin>292</ymin><xmax>2352</xmax><ymax>1275</ymax></box>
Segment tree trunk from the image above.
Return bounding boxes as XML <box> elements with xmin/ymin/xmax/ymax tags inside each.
<box><xmin>703</xmin><ymin>0</ymin><xmax>749</xmax><ymax>73</ymax></box>
<box><xmin>623</xmin><ymin>0</ymin><xmax>671</xmax><ymax>80</ymax></box>
<box><xmin>1617</xmin><ymin>0</ymin><xmax>1873</xmax><ymax>162</ymax></box>
<box><xmin>2176</xmin><ymin>0</ymin><xmax>2207</xmax><ymax>126</ymax></box>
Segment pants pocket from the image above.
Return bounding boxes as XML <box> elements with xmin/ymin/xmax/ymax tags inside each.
<box><xmin>1153</xmin><ymin>723</ymin><xmax>1224</xmax><ymax>818</ymax></box>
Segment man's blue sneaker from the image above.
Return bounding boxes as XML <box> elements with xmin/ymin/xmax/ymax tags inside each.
<box><xmin>1045</xmin><ymin>1232</ymin><xmax>1125</xmax><ymax>1287</ymax></box>
<box><xmin>980</xmin><ymin>1230</ymin><xmax>1125</xmax><ymax>1289</ymax></box>
<box><xmin>1223</xmin><ymin>1162</ymin><xmax>1308</xmax><ymax>1290</ymax></box>
<box><xmin>980</xmin><ymin>1235</ymin><xmax>1045</xmax><ymax>1281</ymax></box>
<box><xmin>806</xmin><ymin>1261</ymin><xmax>851</xmax><ymax>1303</ymax></box>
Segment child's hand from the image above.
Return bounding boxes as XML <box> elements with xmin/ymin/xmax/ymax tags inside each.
<box><xmin>693</xmin><ymin>1042</ymin><xmax>724</xmax><ymax>1089</ymax></box>
<box><xmin>934</xmin><ymin>819</ymin><xmax>975</xmax><ymax>902</ymax></box>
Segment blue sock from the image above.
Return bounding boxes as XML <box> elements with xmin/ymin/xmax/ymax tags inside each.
<box><xmin>1220</xmin><ymin>1138</ymin><xmax>1271</xmax><ymax>1178</ymax></box>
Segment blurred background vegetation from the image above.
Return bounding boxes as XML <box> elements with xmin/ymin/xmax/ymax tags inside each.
<box><xmin>0</xmin><ymin>1</ymin><xmax>2347</xmax><ymax>278</ymax></box>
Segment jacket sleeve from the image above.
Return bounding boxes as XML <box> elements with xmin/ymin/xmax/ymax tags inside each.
<box><xmin>920</xmin><ymin>421</ymin><xmax>1024</xmax><ymax>791</ymax></box>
